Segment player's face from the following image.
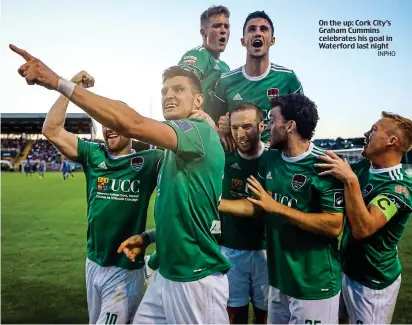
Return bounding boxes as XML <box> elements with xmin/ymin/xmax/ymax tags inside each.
<box><xmin>242</xmin><ymin>18</ymin><xmax>275</xmax><ymax>58</ymax></box>
<box><xmin>103</xmin><ymin>127</ymin><xmax>130</xmax><ymax>153</ymax></box>
<box><xmin>230</xmin><ymin>110</ymin><xmax>264</xmax><ymax>154</ymax></box>
<box><xmin>268</xmin><ymin>107</ymin><xmax>288</xmax><ymax>150</ymax></box>
<box><xmin>202</xmin><ymin>14</ymin><xmax>230</xmax><ymax>54</ymax></box>
<box><xmin>161</xmin><ymin>76</ymin><xmax>203</xmax><ymax>120</ymax></box>
<box><xmin>362</xmin><ymin>118</ymin><xmax>394</xmax><ymax>158</ymax></box>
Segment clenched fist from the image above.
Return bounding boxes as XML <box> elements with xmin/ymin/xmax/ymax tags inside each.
<box><xmin>70</xmin><ymin>71</ymin><xmax>95</xmax><ymax>89</ymax></box>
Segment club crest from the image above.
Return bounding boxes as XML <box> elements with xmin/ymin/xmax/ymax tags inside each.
<box><xmin>131</xmin><ymin>156</ymin><xmax>144</xmax><ymax>171</ymax></box>
<box><xmin>362</xmin><ymin>184</ymin><xmax>373</xmax><ymax>197</ymax></box>
<box><xmin>292</xmin><ymin>174</ymin><xmax>306</xmax><ymax>190</ymax></box>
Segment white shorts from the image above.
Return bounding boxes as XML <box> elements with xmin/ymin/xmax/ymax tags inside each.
<box><xmin>133</xmin><ymin>271</ymin><xmax>229</xmax><ymax>324</ymax></box>
<box><xmin>268</xmin><ymin>286</ymin><xmax>340</xmax><ymax>324</ymax></box>
<box><xmin>86</xmin><ymin>258</ymin><xmax>145</xmax><ymax>324</ymax></box>
<box><xmin>220</xmin><ymin>246</ymin><xmax>269</xmax><ymax>310</ymax></box>
<box><xmin>342</xmin><ymin>273</ymin><xmax>401</xmax><ymax>324</ymax></box>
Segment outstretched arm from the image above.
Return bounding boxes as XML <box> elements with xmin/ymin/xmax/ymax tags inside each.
<box><xmin>316</xmin><ymin>151</ymin><xmax>390</xmax><ymax>239</ymax></box>
<box><xmin>247</xmin><ymin>176</ymin><xmax>343</xmax><ymax>238</ymax></box>
<box><xmin>10</xmin><ymin>44</ymin><xmax>178</xmax><ymax>151</ymax></box>
<box><xmin>42</xmin><ymin>71</ymin><xmax>94</xmax><ymax>161</ymax></box>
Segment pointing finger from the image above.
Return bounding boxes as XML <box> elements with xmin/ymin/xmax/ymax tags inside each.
<box><xmin>9</xmin><ymin>44</ymin><xmax>34</xmax><ymax>62</ymax></box>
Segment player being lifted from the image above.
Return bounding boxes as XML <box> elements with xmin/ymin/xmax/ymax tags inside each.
<box><xmin>213</xmin><ymin>11</ymin><xmax>303</xmax><ymax>143</ymax></box>
<box><xmin>220</xmin><ymin>94</ymin><xmax>345</xmax><ymax>324</ymax></box>
<box><xmin>41</xmin><ymin>70</ymin><xmax>163</xmax><ymax>324</ymax></box>
<box><xmin>179</xmin><ymin>5</ymin><xmax>230</xmax><ymax>117</ymax></box>
<box><xmin>220</xmin><ymin>103</ymin><xmax>269</xmax><ymax>324</ymax></box>
<box><xmin>11</xmin><ymin>44</ymin><xmax>231</xmax><ymax>324</ymax></box>
<box><xmin>316</xmin><ymin>112</ymin><xmax>412</xmax><ymax>324</ymax></box>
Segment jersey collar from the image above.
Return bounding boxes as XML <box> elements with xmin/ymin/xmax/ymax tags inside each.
<box><xmin>369</xmin><ymin>164</ymin><xmax>402</xmax><ymax>174</ymax></box>
<box><xmin>107</xmin><ymin>148</ymin><xmax>136</xmax><ymax>160</ymax></box>
<box><xmin>237</xmin><ymin>141</ymin><xmax>266</xmax><ymax>160</ymax></box>
<box><xmin>281</xmin><ymin>142</ymin><xmax>314</xmax><ymax>163</ymax></box>
<box><xmin>242</xmin><ymin>62</ymin><xmax>271</xmax><ymax>81</ymax></box>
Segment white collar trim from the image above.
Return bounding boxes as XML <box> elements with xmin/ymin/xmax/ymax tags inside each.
<box><xmin>281</xmin><ymin>143</ymin><xmax>314</xmax><ymax>162</ymax></box>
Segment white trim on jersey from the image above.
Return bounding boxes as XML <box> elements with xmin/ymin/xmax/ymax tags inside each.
<box><xmin>271</xmin><ymin>63</ymin><xmax>293</xmax><ymax>73</ymax></box>
<box><xmin>214</xmin><ymin>93</ymin><xmax>227</xmax><ymax>103</ymax></box>
<box><xmin>281</xmin><ymin>142</ymin><xmax>315</xmax><ymax>162</ymax></box>
<box><xmin>369</xmin><ymin>164</ymin><xmax>403</xmax><ymax>174</ymax></box>
<box><xmin>294</xmin><ymin>84</ymin><xmax>303</xmax><ymax>93</ymax></box>
<box><xmin>242</xmin><ymin>63</ymin><xmax>271</xmax><ymax>81</ymax></box>
<box><xmin>237</xmin><ymin>141</ymin><xmax>266</xmax><ymax>160</ymax></box>
<box><xmin>221</xmin><ymin>67</ymin><xmax>242</xmax><ymax>79</ymax></box>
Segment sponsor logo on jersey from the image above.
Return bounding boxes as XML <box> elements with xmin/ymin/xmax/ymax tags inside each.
<box><xmin>395</xmin><ymin>185</ymin><xmax>409</xmax><ymax>198</ymax></box>
<box><xmin>172</xmin><ymin>120</ymin><xmax>193</xmax><ymax>132</ymax></box>
<box><xmin>97</xmin><ymin>177</ymin><xmax>141</xmax><ymax>193</ymax></box>
<box><xmin>362</xmin><ymin>184</ymin><xmax>373</xmax><ymax>197</ymax></box>
<box><xmin>184</xmin><ymin>55</ymin><xmax>197</xmax><ymax>60</ymax></box>
<box><xmin>230</xmin><ymin>178</ymin><xmax>243</xmax><ymax>193</ymax></box>
<box><xmin>267</xmin><ymin>88</ymin><xmax>280</xmax><ymax>100</ymax></box>
<box><xmin>334</xmin><ymin>192</ymin><xmax>345</xmax><ymax>208</ymax></box>
<box><xmin>230</xmin><ymin>162</ymin><xmax>241</xmax><ymax>170</ymax></box>
<box><xmin>183</xmin><ymin>59</ymin><xmax>196</xmax><ymax>65</ymax></box>
<box><xmin>233</xmin><ymin>93</ymin><xmax>243</xmax><ymax>100</ymax></box>
<box><xmin>97</xmin><ymin>177</ymin><xmax>110</xmax><ymax>191</ymax></box>
<box><xmin>210</xmin><ymin>220</ymin><xmax>221</xmax><ymax>234</ymax></box>
<box><xmin>266</xmin><ymin>171</ymin><xmax>272</xmax><ymax>180</ymax></box>
<box><xmin>292</xmin><ymin>174</ymin><xmax>306</xmax><ymax>190</ymax></box>
<box><xmin>269</xmin><ymin>191</ymin><xmax>298</xmax><ymax>208</ymax></box>
<box><xmin>98</xmin><ymin>161</ymin><xmax>108</xmax><ymax>170</ymax></box>
<box><xmin>131</xmin><ymin>156</ymin><xmax>144</xmax><ymax>171</ymax></box>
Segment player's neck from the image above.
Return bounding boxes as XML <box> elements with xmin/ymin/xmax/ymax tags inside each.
<box><xmin>109</xmin><ymin>145</ymin><xmax>133</xmax><ymax>157</ymax></box>
<box><xmin>205</xmin><ymin>46</ymin><xmax>220</xmax><ymax>60</ymax></box>
<box><xmin>245</xmin><ymin>56</ymin><xmax>270</xmax><ymax>77</ymax></box>
<box><xmin>282</xmin><ymin>137</ymin><xmax>311</xmax><ymax>158</ymax></box>
<box><xmin>370</xmin><ymin>152</ymin><xmax>402</xmax><ymax>169</ymax></box>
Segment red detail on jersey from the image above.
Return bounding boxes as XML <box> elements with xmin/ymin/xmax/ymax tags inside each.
<box><xmin>395</xmin><ymin>185</ymin><xmax>409</xmax><ymax>198</ymax></box>
<box><xmin>267</xmin><ymin>88</ymin><xmax>280</xmax><ymax>100</ymax></box>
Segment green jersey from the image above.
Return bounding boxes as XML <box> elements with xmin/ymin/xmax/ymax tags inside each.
<box><xmin>221</xmin><ymin>144</ymin><xmax>267</xmax><ymax>250</ymax></box>
<box><xmin>154</xmin><ymin>118</ymin><xmax>231</xmax><ymax>281</ymax></box>
<box><xmin>77</xmin><ymin>138</ymin><xmax>163</xmax><ymax>269</ymax></box>
<box><xmin>342</xmin><ymin>159</ymin><xmax>412</xmax><ymax>289</ymax></box>
<box><xmin>213</xmin><ymin>63</ymin><xmax>303</xmax><ymax>142</ymax></box>
<box><xmin>179</xmin><ymin>46</ymin><xmax>230</xmax><ymax>116</ymax></box>
<box><xmin>259</xmin><ymin>143</ymin><xmax>344</xmax><ymax>299</ymax></box>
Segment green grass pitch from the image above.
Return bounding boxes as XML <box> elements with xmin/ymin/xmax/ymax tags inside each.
<box><xmin>2</xmin><ymin>172</ymin><xmax>412</xmax><ymax>323</ymax></box>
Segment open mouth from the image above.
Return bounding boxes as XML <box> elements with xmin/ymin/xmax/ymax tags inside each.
<box><xmin>252</xmin><ymin>39</ymin><xmax>263</xmax><ymax>48</ymax></box>
<box><xmin>363</xmin><ymin>138</ymin><xmax>369</xmax><ymax>147</ymax></box>
<box><xmin>164</xmin><ymin>103</ymin><xmax>178</xmax><ymax>110</ymax></box>
<box><xmin>238</xmin><ymin>140</ymin><xmax>248</xmax><ymax>146</ymax></box>
<box><xmin>107</xmin><ymin>134</ymin><xmax>119</xmax><ymax>140</ymax></box>
<box><xmin>218</xmin><ymin>37</ymin><xmax>226</xmax><ymax>44</ymax></box>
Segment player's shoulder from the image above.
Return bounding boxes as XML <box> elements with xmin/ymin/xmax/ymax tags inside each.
<box><xmin>270</xmin><ymin>62</ymin><xmax>295</xmax><ymax>74</ymax></box>
<box><xmin>220</xmin><ymin>65</ymin><xmax>243</xmax><ymax>81</ymax></box>
<box><xmin>181</xmin><ymin>45</ymin><xmax>210</xmax><ymax>59</ymax></box>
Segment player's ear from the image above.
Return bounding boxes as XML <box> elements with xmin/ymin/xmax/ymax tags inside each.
<box><xmin>258</xmin><ymin>121</ymin><xmax>265</xmax><ymax>134</ymax></box>
<box><xmin>241</xmin><ymin>37</ymin><xmax>246</xmax><ymax>47</ymax></box>
<box><xmin>194</xmin><ymin>93</ymin><xmax>204</xmax><ymax>110</ymax></box>
<box><xmin>287</xmin><ymin>120</ymin><xmax>296</xmax><ymax>133</ymax></box>
<box><xmin>270</xmin><ymin>36</ymin><xmax>276</xmax><ymax>46</ymax></box>
<box><xmin>200</xmin><ymin>28</ymin><xmax>206</xmax><ymax>40</ymax></box>
<box><xmin>388</xmin><ymin>135</ymin><xmax>399</xmax><ymax>147</ymax></box>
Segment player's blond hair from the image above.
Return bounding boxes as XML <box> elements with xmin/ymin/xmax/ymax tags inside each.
<box><xmin>382</xmin><ymin>111</ymin><xmax>412</xmax><ymax>153</ymax></box>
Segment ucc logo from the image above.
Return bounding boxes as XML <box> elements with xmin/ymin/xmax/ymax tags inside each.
<box><xmin>97</xmin><ymin>177</ymin><xmax>140</xmax><ymax>193</ymax></box>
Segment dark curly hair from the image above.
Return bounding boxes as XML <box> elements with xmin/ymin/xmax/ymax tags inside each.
<box><xmin>271</xmin><ymin>94</ymin><xmax>319</xmax><ymax>140</ymax></box>
<box><xmin>162</xmin><ymin>66</ymin><xmax>202</xmax><ymax>95</ymax></box>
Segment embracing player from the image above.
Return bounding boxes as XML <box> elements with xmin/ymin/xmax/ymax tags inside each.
<box><xmin>220</xmin><ymin>94</ymin><xmax>344</xmax><ymax>324</ymax></box>
<box><xmin>316</xmin><ymin>112</ymin><xmax>412</xmax><ymax>324</ymax></box>
<box><xmin>41</xmin><ymin>70</ymin><xmax>163</xmax><ymax>324</ymax></box>
<box><xmin>11</xmin><ymin>44</ymin><xmax>231</xmax><ymax>324</ymax></box>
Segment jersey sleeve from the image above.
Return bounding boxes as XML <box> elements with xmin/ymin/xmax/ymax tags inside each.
<box><xmin>163</xmin><ymin>119</ymin><xmax>207</xmax><ymax>162</ymax></box>
<box><xmin>76</xmin><ymin>137</ymin><xmax>100</xmax><ymax>166</ymax></box>
<box><xmin>178</xmin><ymin>49</ymin><xmax>209</xmax><ymax>80</ymax></box>
<box><xmin>287</xmin><ymin>72</ymin><xmax>304</xmax><ymax>95</ymax></box>
<box><xmin>210</xmin><ymin>77</ymin><xmax>229</xmax><ymax>122</ymax></box>
<box><xmin>315</xmin><ymin>176</ymin><xmax>345</xmax><ymax>213</ymax></box>
<box><xmin>368</xmin><ymin>182</ymin><xmax>412</xmax><ymax>221</ymax></box>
